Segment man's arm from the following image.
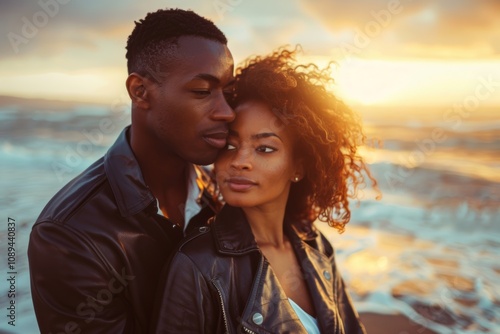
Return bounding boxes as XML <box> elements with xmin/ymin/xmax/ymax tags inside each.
<box><xmin>29</xmin><ymin>222</ymin><xmax>131</xmax><ymax>334</ymax></box>
<box><xmin>150</xmin><ymin>252</ymin><xmax>216</xmax><ymax>334</ymax></box>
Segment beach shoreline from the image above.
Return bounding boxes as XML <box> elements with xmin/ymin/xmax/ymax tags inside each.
<box><xmin>1</xmin><ymin>105</ymin><xmax>498</xmax><ymax>333</ymax></box>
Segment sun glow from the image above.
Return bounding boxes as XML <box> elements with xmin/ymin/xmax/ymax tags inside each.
<box><xmin>301</xmin><ymin>55</ymin><xmax>417</xmax><ymax>106</ymax></box>
<box><xmin>0</xmin><ymin>69</ymin><xmax>126</xmax><ymax>103</ymax></box>
<box><xmin>300</xmin><ymin>56</ymin><xmax>500</xmax><ymax>107</ymax></box>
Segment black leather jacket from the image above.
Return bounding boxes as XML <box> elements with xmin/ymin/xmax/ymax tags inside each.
<box><xmin>151</xmin><ymin>205</ymin><xmax>366</xmax><ymax>334</ymax></box>
<box><xmin>28</xmin><ymin>127</ymin><xmax>214</xmax><ymax>333</ymax></box>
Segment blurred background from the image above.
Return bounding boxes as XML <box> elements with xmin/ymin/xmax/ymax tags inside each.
<box><xmin>1</xmin><ymin>1</ymin><xmax>499</xmax><ymax>333</ymax></box>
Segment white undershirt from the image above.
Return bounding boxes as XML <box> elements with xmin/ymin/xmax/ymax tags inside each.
<box><xmin>156</xmin><ymin>164</ymin><xmax>202</xmax><ymax>233</ymax></box>
<box><xmin>288</xmin><ymin>298</ymin><xmax>320</xmax><ymax>334</ymax></box>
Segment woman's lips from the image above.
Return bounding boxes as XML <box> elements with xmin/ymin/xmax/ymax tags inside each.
<box><xmin>203</xmin><ymin>131</ymin><xmax>228</xmax><ymax>149</ymax></box>
<box><xmin>226</xmin><ymin>177</ymin><xmax>257</xmax><ymax>192</ymax></box>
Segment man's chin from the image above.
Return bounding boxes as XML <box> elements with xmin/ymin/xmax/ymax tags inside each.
<box><xmin>188</xmin><ymin>152</ymin><xmax>218</xmax><ymax>166</ymax></box>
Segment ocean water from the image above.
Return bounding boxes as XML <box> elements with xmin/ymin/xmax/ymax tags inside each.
<box><xmin>0</xmin><ymin>104</ymin><xmax>498</xmax><ymax>333</ymax></box>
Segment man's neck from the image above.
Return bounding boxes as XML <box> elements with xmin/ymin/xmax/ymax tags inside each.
<box><xmin>129</xmin><ymin>126</ymin><xmax>190</xmax><ymax>226</ymax></box>
<box><xmin>142</xmin><ymin>158</ymin><xmax>189</xmax><ymax>227</ymax></box>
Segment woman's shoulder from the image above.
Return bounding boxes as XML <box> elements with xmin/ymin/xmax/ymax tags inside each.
<box><xmin>297</xmin><ymin>222</ymin><xmax>335</xmax><ymax>258</ymax></box>
<box><xmin>315</xmin><ymin>227</ymin><xmax>335</xmax><ymax>257</ymax></box>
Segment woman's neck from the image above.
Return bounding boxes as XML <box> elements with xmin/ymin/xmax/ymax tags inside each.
<box><xmin>242</xmin><ymin>203</ymin><xmax>287</xmax><ymax>248</ymax></box>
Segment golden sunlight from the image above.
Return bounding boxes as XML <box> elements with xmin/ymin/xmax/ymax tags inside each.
<box><xmin>301</xmin><ymin>56</ymin><xmax>500</xmax><ymax>107</ymax></box>
<box><xmin>0</xmin><ymin>70</ymin><xmax>125</xmax><ymax>103</ymax></box>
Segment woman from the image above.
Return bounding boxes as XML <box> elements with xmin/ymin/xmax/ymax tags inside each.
<box><xmin>151</xmin><ymin>47</ymin><xmax>377</xmax><ymax>334</ymax></box>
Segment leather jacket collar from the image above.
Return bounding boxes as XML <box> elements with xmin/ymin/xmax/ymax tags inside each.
<box><xmin>104</xmin><ymin>126</ymin><xmax>155</xmax><ymax>217</ymax></box>
<box><xmin>209</xmin><ymin>205</ymin><xmax>346</xmax><ymax>333</ymax></box>
<box><xmin>211</xmin><ymin>205</ymin><xmax>322</xmax><ymax>255</ymax></box>
<box><xmin>103</xmin><ymin>126</ymin><xmax>218</xmax><ymax>218</ymax></box>
<box><xmin>212</xmin><ymin>205</ymin><xmax>260</xmax><ymax>254</ymax></box>
<box><xmin>151</xmin><ymin>204</ymin><xmax>366</xmax><ymax>333</ymax></box>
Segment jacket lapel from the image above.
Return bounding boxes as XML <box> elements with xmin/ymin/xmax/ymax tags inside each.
<box><xmin>239</xmin><ymin>258</ymin><xmax>309</xmax><ymax>334</ymax></box>
<box><xmin>212</xmin><ymin>205</ymin><xmax>260</xmax><ymax>255</ymax></box>
<box><xmin>287</xmin><ymin>224</ymin><xmax>345</xmax><ymax>334</ymax></box>
<box><xmin>211</xmin><ymin>206</ymin><xmax>346</xmax><ymax>333</ymax></box>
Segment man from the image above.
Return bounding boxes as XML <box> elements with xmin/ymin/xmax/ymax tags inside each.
<box><xmin>28</xmin><ymin>9</ymin><xmax>235</xmax><ymax>333</ymax></box>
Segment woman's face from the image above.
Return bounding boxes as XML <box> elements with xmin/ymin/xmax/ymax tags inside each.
<box><xmin>215</xmin><ymin>100</ymin><xmax>301</xmax><ymax>210</ymax></box>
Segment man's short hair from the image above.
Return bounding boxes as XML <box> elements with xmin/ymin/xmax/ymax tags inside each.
<box><xmin>125</xmin><ymin>8</ymin><xmax>227</xmax><ymax>81</ymax></box>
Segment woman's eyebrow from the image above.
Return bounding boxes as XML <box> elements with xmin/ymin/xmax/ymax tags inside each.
<box><xmin>252</xmin><ymin>132</ymin><xmax>282</xmax><ymax>141</ymax></box>
<box><xmin>228</xmin><ymin>130</ymin><xmax>282</xmax><ymax>141</ymax></box>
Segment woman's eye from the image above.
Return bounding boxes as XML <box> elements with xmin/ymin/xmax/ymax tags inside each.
<box><xmin>257</xmin><ymin>146</ymin><xmax>276</xmax><ymax>153</ymax></box>
<box><xmin>226</xmin><ymin>143</ymin><xmax>236</xmax><ymax>150</ymax></box>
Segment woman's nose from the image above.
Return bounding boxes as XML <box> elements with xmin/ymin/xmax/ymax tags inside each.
<box><xmin>230</xmin><ymin>149</ymin><xmax>252</xmax><ymax>170</ymax></box>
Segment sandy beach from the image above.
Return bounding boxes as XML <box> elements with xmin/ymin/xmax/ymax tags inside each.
<box><xmin>360</xmin><ymin>313</ymin><xmax>438</xmax><ymax>334</ymax></box>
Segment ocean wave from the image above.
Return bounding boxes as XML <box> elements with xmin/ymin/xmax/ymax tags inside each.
<box><xmin>1</xmin><ymin>106</ymin><xmax>498</xmax><ymax>334</ymax></box>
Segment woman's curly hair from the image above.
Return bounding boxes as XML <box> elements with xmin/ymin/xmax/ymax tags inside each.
<box><xmin>230</xmin><ymin>46</ymin><xmax>378</xmax><ymax>233</ymax></box>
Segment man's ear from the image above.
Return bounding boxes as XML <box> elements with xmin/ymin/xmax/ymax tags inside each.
<box><xmin>126</xmin><ymin>73</ymin><xmax>151</xmax><ymax>109</ymax></box>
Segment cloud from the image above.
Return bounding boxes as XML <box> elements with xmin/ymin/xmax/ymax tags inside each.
<box><xmin>0</xmin><ymin>0</ymin><xmax>139</xmax><ymax>58</ymax></box>
<box><xmin>299</xmin><ymin>0</ymin><xmax>500</xmax><ymax>59</ymax></box>
<box><xmin>0</xmin><ymin>0</ymin><xmax>221</xmax><ymax>59</ymax></box>
<box><xmin>198</xmin><ymin>1</ymin><xmax>325</xmax><ymax>63</ymax></box>
<box><xmin>0</xmin><ymin>0</ymin><xmax>324</xmax><ymax>62</ymax></box>
<box><xmin>3</xmin><ymin>0</ymin><xmax>499</xmax><ymax>61</ymax></box>
<box><xmin>2</xmin><ymin>0</ymin><xmax>498</xmax><ymax>106</ymax></box>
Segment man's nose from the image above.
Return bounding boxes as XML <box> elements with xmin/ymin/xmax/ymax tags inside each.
<box><xmin>211</xmin><ymin>94</ymin><xmax>235</xmax><ymax>122</ymax></box>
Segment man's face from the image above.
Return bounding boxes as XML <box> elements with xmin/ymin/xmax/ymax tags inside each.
<box><xmin>145</xmin><ymin>36</ymin><xmax>235</xmax><ymax>165</ymax></box>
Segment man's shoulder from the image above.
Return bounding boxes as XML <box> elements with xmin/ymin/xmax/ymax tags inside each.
<box><xmin>33</xmin><ymin>126</ymin><xmax>149</xmax><ymax>230</ymax></box>
<box><xmin>34</xmin><ymin>156</ymin><xmax>109</xmax><ymax>228</ymax></box>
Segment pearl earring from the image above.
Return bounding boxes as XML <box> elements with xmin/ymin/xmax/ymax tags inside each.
<box><xmin>294</xmin><ymin>176</ymin><xmax>299</xmax><ymax>182</ymax></box>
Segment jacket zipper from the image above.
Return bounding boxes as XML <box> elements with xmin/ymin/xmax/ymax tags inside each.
<box><xmin>241</xmin><ymin>257</ymin><xmax>265</xmax><ymax>334</ymax></box>
<box><xmin>242</xmin><ymin>326</ymin><xmax>257</xmax><ymax>334</ymax></box>
<box><xmin>213</xmin><ymin>280</ymin><xmax>258</xmax><ymax>334</ymax></box>
<box><xmin>212</xmin><ymin>279</ymin><xmax>232</xmax><ymax>334</ymax></box>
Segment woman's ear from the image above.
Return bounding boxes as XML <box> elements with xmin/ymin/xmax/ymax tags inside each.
<box><xmin>292</xmin><ymin>159</ymin><xmax>305</xmax><ymax>182</ymax></box>
<box><xmin>126</xmin><ymin>73</ymin><xmax>151</xmax><ymax>109</ymax></box>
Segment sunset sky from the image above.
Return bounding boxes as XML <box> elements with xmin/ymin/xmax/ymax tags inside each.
<box><xmin>1</xmin><ymin>0</ymin><xmax>499</xmax><ymax>108</ymax></box>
